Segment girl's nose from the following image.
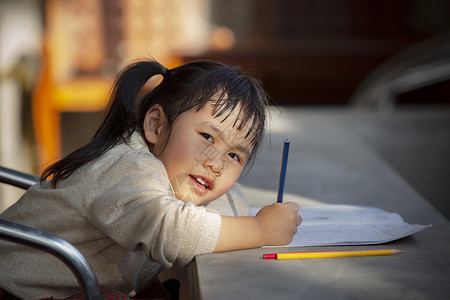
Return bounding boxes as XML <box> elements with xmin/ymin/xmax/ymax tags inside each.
<box><xmin>203</xmin><ymin>156</ymin><xmax>224</xmax><ymax>176</ymax></box>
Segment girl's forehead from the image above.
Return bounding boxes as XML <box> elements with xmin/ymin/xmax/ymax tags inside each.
<box><xmin>208</xmin><ymin>102</ymin><xmax>252</xmax><ymax>128</ymax></box>
<box><xmin>195</xmin><ymin>103</ymin><xmax>246</xmax><ymax>131</ymax></box>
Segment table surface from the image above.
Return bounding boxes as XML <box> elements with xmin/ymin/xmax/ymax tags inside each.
<box><xmin>189</xmin><ymin>107</ymin><xmax>450</xmax><ymax>300</ymax></box>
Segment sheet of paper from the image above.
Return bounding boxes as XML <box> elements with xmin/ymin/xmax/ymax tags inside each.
<box><xmin>250</xmin><ymin>205</ymin><xmax>431</xmax><ymax>247</ymax></box>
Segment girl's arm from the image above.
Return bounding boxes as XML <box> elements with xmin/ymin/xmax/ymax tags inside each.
<box><xmin>214</xmin><ymin>202</ymin><xmax>301</xmax><ymax>252</ymax></box>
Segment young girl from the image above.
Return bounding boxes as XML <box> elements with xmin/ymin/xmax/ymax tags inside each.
<box><xmin>0</xmin><ymin>60</ymin><xmax>301</xmax><ymax>299</ymax></box>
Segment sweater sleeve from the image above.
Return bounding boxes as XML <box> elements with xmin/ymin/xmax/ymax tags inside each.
<box><xmin>84</xmin><ymin>150</ymin><xmax>221</xmax><ymax>268</ymax></box>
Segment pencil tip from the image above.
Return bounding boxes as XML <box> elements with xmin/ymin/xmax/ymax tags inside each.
<box><xmin>393</xmin><ymin>249</ymin><xmax>404</xmax><ymax>254</ymax></box>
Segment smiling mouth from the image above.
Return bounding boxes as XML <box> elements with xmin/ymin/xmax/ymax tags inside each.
<box><xmin>190</xmin><ymin>175</ymin><xmax>212</xmax><ymax>190</ymax></box>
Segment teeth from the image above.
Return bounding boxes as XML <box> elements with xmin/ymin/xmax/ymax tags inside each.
<box><xmin>196</xmin><ymin>177</ymin><xmax>208</xmax><ymax>187</ymax></box>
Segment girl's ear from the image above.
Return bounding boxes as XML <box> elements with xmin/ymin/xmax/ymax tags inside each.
<box><xmin>143</xmin><ymin>104</ymin><xmax>167</xmax><ymax>144</ymax></box>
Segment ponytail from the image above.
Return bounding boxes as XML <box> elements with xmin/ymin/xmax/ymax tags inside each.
<box><xmin>41</xmin><ymin>61</ymin><xmax>167</xmax><ymax>186</ymax></box>
<box><xmin>97</xmin><ymin>61</ymin><xmax>167</xmax><ymax>140</ymax></box>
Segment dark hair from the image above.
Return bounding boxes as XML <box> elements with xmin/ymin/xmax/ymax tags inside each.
<box><xmin>41</xmin><ymin>60</ymin><xmax>271</xmax><ymax>187</ymax></box>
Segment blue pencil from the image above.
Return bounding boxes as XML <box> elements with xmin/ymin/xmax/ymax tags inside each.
<box><xmin>277</xmin><ymin>139</ymin><xmax>290</xmax><ymax>203</ymax></box>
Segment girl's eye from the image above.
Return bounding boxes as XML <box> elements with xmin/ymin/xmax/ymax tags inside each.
<box><xmin>228</xmin><ymin>152</ymin><xmax>241</xmax><ymax>162</ymax></box>
<box><xmin>201</xmin><ymin>133</ymin><xmax>213</xmax><ymax>142</ymax></box>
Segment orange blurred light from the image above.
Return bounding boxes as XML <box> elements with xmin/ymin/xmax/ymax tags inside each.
<box><xmin>210</xmin><ymin>26</ymin><xmax>235</xmax><ymax>51</ymax></box>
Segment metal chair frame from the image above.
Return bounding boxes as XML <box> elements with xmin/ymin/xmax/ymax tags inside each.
<box><xmin>0</xmin><ymin>166</ymin><xmax>103</xmax><ymax>299</ymax></box>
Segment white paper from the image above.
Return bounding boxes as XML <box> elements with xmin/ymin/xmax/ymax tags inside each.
<box><xmin>250</xmin><ymin>205</ymin><xmax>431</xmax><ymax>247</ymax></box>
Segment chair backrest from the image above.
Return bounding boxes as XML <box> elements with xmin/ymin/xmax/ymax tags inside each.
<box><xmin>0</xmin><ymin>166</ymin><xmax>103</xmax><ymax>300</ymax></box>
<box><xmin>0</xmin><ymin>166</ymin><xmax>40</xmax><ymax>189</ymax></box>
<box><xmin>349</xmin><ymin>31</ymin><xmax>450</xmax><ymax>109</ymax></box>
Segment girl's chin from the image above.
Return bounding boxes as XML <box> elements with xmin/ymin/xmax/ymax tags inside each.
<box><xmin>174</xmin><ymin>190</ymin><xmax>210</xmax><ymax>205</ymax></box>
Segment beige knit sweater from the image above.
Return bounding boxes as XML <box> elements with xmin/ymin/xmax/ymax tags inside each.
<box><xmin>0</xmin><ymin>132</ymin><xmax>249</xmax><ymax>299</ymax></box>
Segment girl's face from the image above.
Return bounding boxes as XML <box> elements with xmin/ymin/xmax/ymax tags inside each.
<box><xmin>144</xmin><ymin>103</ymin><xmax>253</xmax><ymax>205</ymax></box>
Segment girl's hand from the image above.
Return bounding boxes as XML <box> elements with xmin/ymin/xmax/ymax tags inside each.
<box><xmin>214</xmin><ymin>202</ymin><xmax>302</xmax><ymax>252</ymax></box>
<box><xmin>255</xmin><ymin>202</ymin><xmax>302</xmax><ymax>246</ymax></box>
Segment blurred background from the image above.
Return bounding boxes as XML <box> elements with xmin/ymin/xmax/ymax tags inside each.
<box><xmin>1</xmin><ymin>0</ymin><xmax>449</xmax><ymax>217</ymax></box>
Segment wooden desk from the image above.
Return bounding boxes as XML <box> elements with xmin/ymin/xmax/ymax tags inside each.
<box><xmin>189</xmin><ymin>108</ymin><xmax>450</xmax><ymax>300</ymax></box>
